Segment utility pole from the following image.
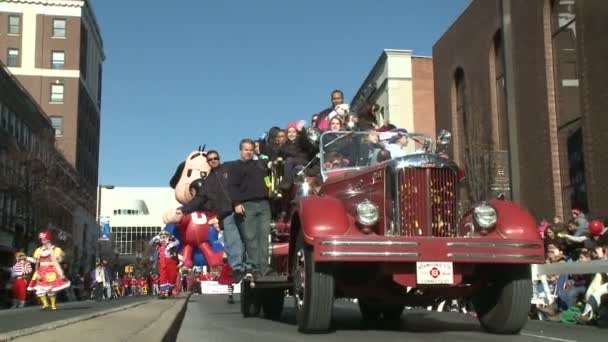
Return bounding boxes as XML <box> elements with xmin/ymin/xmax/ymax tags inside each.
<box><xmin>501</xmin><ymin>0</ymin><xmax>521</xmax><ymax>202</ymax></box>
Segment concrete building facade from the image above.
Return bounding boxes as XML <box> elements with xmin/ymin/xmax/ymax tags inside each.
<box><xmin>97</xmin><ymin>187</ymin><xmax>180</xmax><ymax>264</ymax></box>
<box><xmin>351</xmin><ymin>49</ymin><xmax>436</xmax><ymax>137</ymax></box>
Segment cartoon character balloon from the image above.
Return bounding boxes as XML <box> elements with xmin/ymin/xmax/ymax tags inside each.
<box><xmin>163</xmin><ymin>147</ymin><xmax>224</xmax><ymax>269</ymax></box>
<box><xmin>170</xmin><ymin>146</ymin><xmax>212</xmax><ymax>204</ymax></box>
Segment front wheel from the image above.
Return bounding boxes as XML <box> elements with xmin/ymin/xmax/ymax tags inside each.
<box><xmin>292</xmin><ymin>232</ymin><xmax>335</xmax><ymax>333</ymax></box>
<box><xmin>473</xmin><ymin>265</ymin><xmax>532</xmax><ymax>334</ymax></box>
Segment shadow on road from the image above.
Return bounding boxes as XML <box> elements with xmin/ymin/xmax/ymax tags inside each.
<box><xmin>273</xmin><ymin>303</ymin><xmax>482</xmax><ymax>334</ymax></box>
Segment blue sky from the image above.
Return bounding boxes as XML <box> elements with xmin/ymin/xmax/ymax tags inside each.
<box><xmin>94</xmin><ymin>0</ymin><xmax>470</xmax><ymax>187</ymax></box>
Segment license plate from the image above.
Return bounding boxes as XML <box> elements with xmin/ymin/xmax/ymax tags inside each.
<box><xmin>416</xmin><ymin>262</ymin><xmax>454</xmax><ymax>285</ymax></box>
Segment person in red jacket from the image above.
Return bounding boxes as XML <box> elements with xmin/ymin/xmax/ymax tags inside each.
<box><xmin>122</xmin><ymin>274</ymin><xmax>131</xmax><ymax>296</ymax></box>
<box><xmin>218</xmin><ymin>263</ymin><xmax>235</xmax><ymax>304</ymax></box>
<box><xmin>130</xmin><ymin>276</ymin><xmax>139</xmax><ymax>296</ymax></box>
<box><xmin>150</xmin><ymin>230</ymin><xmax>180</xmax><ymax>298</ymax></box>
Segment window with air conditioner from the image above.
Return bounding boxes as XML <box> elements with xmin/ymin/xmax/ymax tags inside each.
<box><xmin>51</xmin><ymin>51</ymin><xmax>65</xmax><ymax>69</ymax></box>
<box><xmin>50</xmin><ymin>84</ymin><xmax>64</xmax><ymax>103</ymax></box>
<box><xmin>50</xmin><ymin>116</ymin><xmax>64</xmax><ymax>137</ymax></box>
<box><xmin>7</xmin><ymin>49</ymin><xmax>19</xmax><ymax>67</ymax></box>
<box><xmin>53</xmin><ymin>19</ymin><xmax>66</xmax><ymax>38</ymax></box>
<box><xmin>8</xmin><ymin>15</ymin><xmax>20</xmax><ymax>34</ymax></box>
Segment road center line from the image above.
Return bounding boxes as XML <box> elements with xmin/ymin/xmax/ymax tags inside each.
<box><xmin>521</xmin><ymin>333</ymin><xmax>577</xmax><ymax>342</ymax></box>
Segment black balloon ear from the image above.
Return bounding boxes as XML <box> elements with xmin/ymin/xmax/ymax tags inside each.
<box><xmin>169</xmin><ymin>161</ymin><xmax>185</xmax><ymax>189</ymax></box>
<box><xmin>198</xmin><ymin>145</ymin><xmax>202</xmax><ymax>152</ymax></box>
<box><xmin>201</xmin><ymin>144</ymin><xmax>206</xmax><ymax>152</ymax></box>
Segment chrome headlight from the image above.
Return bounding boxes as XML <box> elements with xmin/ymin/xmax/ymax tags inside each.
<box><xmin>356</xmin><ymin>200</ymin><xmax>379</xmax><ymax>226</ymax></box>
<box><xmin>473</xmin><ymin>203</ymin><xmax>497</xmax><ymax>228</ymax></box>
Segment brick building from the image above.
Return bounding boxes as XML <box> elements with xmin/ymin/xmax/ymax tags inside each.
<box><xmin>0</xmin><ymin>0</ymin><xmax>104</xmax><ymax>209</ymax></box>
<box><xmin>433</xmin><ymin>0</ymin><xmax>608</xmax><ymax>220</ymax></box>
<box><xmin>351</xmin><ymin>49</ymin><xmax>436</xmax><ymax>137</ymax></box>
<box><xmin>0</xmin><ymin>60</ymin><xmax>90</xmax><ymax>254</ymax></box>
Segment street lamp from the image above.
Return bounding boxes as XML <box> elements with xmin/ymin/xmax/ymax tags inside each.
<box><xmin>96</xmin><ymin>184</ymin><xmax>114</xmax><ymax>261</ymax></box>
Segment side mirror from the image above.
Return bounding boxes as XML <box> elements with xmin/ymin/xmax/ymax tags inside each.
<box><xmin>436</xmin><ymin>129</ymin><xmax>452</xmax><ymax>154</ymax></box>
<box><xmin>438</xmin><ymin>129</ymin><xmax>452</xmax><ymax>146</ymax></box>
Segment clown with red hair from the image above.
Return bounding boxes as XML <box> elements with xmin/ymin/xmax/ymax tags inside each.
<box><xmin>27</xmin><ymin>231</ymin><xmax>71</xmax><ymax>310</ymax></box>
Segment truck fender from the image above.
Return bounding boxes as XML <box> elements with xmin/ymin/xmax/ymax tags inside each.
<box><xmin>461</xmin><ymin>199</ymin><xmax>539</xmax><ymax>240</ymax></box>
<box><xmin>488</xmin><ymin>199</ymin><xmax>539</xmax><ymax>240</ymax></box>
<box><xmin>294</xmin><ymin>196</ymin><xmax>350</xmax><ymax>246</ymax></box>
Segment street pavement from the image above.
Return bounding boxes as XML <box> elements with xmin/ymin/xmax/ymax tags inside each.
<box><xmin>10</xmin><ymin>296</ymin><xmax>187</xmax><ymax>342</ymax></box>
<box><xmin>0</xmin><ymin>296</ymin><xmax>151</xmax><ymax>334</ymax></box>
<box><xmin>178</xmin><ymin>294</ymin><xmax>604</xmax><ymax>342</ymax></box>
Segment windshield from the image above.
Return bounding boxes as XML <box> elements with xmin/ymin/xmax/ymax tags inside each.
<box><xmin>319</xmin><ymin>130</ymin><xmax>434</xmax><ymax>178</ymax></box>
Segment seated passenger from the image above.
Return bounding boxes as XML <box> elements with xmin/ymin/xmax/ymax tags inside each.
<box><xmin>385</xmin><ymin>129</ymin><xmax>412</xmax><ymax>158</ymax></box>
<box><xmin>323</xmin><ymin>151</ymin><xmax>349</xmax><ymax>171</ymax></box>
<box><xmin>357</xmin><ymin>132</ymin><xmax>389</xmax><ymax>166</ymax></box>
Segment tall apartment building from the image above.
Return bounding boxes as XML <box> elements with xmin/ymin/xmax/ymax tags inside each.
<box><xmin>351</xmin><ymin>50</ymin><xmax>436</xmax><ymax>137</ymax></box>
<box><xmin>0</xmin><ymin>0</ymin><xmax>105</xmax><ymax>205</ymax></box>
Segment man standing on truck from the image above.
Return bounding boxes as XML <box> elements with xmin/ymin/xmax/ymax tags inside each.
<box><xmin>315</xmin><ymin>89</ymin><xmax>345</xmax><ymax>131</ymax></box>
<box><xmin>229</xmin><ymin>139</ymin><xmax>273</xmax><ymax>280</ymax></box>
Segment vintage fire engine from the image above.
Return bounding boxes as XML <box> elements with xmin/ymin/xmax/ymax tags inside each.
<box><xmin>241</xmin><ymin>129</ymin><xmax>544</xmax><ymax>335</ymax></box>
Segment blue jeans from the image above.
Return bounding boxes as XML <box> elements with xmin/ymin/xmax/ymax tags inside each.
<box><xmin>235</xmin><ymin>200</ymin><xmax>271</xmax><ymax>274</ymax></box>
<box><xmin>222</xmin><ymin>214</ymin><xmax>244</xmax><ymax>272</ymax></box>
<box><xmin>559</xmin><ymin>285</ymin><xmax>587</xmax><ymax>309</ymax></box>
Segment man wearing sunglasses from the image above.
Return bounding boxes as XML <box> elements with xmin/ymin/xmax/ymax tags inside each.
<box><xmin>179</xmin><ymin>151</ymin><xmax>245</xmax><ymax>299</ymax></box>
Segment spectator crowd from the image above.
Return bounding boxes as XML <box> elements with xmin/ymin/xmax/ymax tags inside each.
<box><xmin>533</xmin><ymin>209</ymin><xmax>608</xmax><ymax>327</ymax></box>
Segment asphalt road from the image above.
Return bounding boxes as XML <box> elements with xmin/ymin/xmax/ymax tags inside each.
<box><xmin>178</xmin><ymin>295</ymin><xmax>603</xmax><ymax>342</ymax></box>
<box><xmin>0</xmin><ymin>296</ymin><xmax>151</xmax><ymax>334</ymax></box>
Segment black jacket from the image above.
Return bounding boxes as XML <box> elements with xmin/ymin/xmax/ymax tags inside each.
<box><xmin>228</xmin><ymin>159</ymin><xmax>269</xmax><ymax>206</ymax></box>
<box><xmin>278</xmin><ymin>133</ymin><xmax>314</xmax><ymax>162</ymax></box>
<box><xmin>180</xmin><ymin>162</ymin><xmax>235</xmax><ymax>219</ymax></box>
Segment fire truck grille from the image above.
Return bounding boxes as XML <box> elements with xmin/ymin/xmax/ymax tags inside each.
<box><xmin>397</xmin><ymin>168</ymin><xmax>458</xmax><ymax>237</ymax></box>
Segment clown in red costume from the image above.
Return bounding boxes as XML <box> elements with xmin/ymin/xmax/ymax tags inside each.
<box><xmin>27</xmin><ymin>231</ymin><xmax>71</xmax><ymax>310</ymax></box>
<box><xmin>11</xmin><ymin>251</ymin><xmax>33</xmax><ymax>308</ymax></box>
<box><xmin>150</xmin><ymin>230</ymin><xmax>180</xmax><ymax>298</ymax></box>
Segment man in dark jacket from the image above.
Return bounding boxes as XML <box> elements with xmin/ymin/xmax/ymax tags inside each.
<box><xmin>314</xmin><ymin>89</ymin><xmax>344</xmax><ymax>131</ymax></box>
<box><xmin>228</xmin><ymin>139</ymin><xmax>272</xmax><ymax>278</ymax></box>
<box><xmin>179</xmin><ymin>151</ymin><xmax>245</xmax><ymax>287</ymax></box>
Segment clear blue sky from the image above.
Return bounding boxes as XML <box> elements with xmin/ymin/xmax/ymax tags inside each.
<box><xmin>95</xmin><ymin>0</ymin><xmax>470</xmax><ymax>187</ymax></box>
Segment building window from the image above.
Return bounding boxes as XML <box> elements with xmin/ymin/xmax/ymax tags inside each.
<box><xmin>8</xmin><ymin>15</ymin><xmax>20</xmax><ymax>34</ymax></box>
<box><xmin>50</xmin><ymin>84</ymin><xmax>64</xmax><ymax>103</ymax></box>
<box><xmin>51</xmin><ymin>51</ymin><xmax>65</xmax><ymax>69</ymax></box>
<box><xmin>53</xmin><ymin>19</ymin><xmax>66</xmax><ymax>38</ymax></box>
<box><xmin>50</xmin><ymin>116</ymin><xmax>63</xmax><ymax>137</ymax></box>
<box><xmin>7</xmin><ymin>49</ymin><xmax>19</xmax><ymax>67</ymax></box>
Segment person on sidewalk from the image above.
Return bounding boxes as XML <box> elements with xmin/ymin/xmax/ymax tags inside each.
<box><xmin>228</xmin><ymin>139</ymin><xmax>273</xmax><ymax>279</ymax></box>
<box><xmin>27</xmin><ymin>231</ymin><xmax>71</xmax><ymax>310</ymax></box>
<box><xmin>150</xmin><ymin>272</ymin><xmax>160</xmax><ymax>296</ymax></box>
<box><xmin>11</xmin><ymin>251</ymin><xmax>32</xmax><ymax>308</ymax></box>
<box><xmin>91</xmin><ymin>261</ymin><xmax>107</xmax><ymax>301</ymax></box>
<box><xmin>101</xmin><ymin>260</ymin><xmax>113</xmax><ymax>300</ymax></box>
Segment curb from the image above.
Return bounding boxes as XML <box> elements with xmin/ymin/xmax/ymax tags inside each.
<box><xmin>0</xmin><ymin>300</ymin><xmax>151</xmax><ymax>342</ymax></box>
<box><xmin>130</xmin><ymin>293</ymin><xmax>191</xmax><ymax>342</ymax></box>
